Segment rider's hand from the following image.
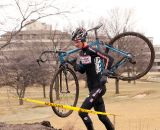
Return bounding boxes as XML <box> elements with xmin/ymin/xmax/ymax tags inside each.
<box><xmin>100</xmin><ymin>69</ymin><xmax>109</xmax><ymax>85</ymax></box>
<box><xmin>69</xmin><ymin>58</ymin><xmax>77</xmax><ymax>66</ymax></box>
<box><xmin>73</xmin><ymin>64</ymin><xmax>81</xmax><ymax>71</ymax></box>
<box><xmin>101</xmin><ymin>69</ymin><xmax>110</xmax><ymax>76</ymax></box>
<box><xmin>69</xmin><ymin>58</ymin><xmax>80</xmax><ymax>71</ymax></box>
<box><xmin>100</xmin><ymin>75</ymin><xmax>107</xmax><ymax>85</ymax></box>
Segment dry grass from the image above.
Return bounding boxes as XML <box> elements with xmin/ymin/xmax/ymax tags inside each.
<box><xmin>62</xmin><ymin>121</ymin><xmax>75</xmax><ymax>130</ymax></box>
<box><xmin>0</xmin><ymin>73</ymin><xmax>160</xmax><ymax>130</ymax></box>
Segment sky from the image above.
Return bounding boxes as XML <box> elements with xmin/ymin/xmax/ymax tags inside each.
<box><xmin>59</xmin><ymin>0</ymin><xmax>160</xmax><ymax>45</ymax></box>
<box><xmin>0</xmin><ymin>0</ymin><xmax>160</xmax><ymax>45</ymax></box>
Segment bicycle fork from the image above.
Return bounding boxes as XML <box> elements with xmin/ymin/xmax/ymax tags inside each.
<box><xmin>60</xmin><ymin>65</ymin><xmax>70</xmax><ymax>94</ymax></box>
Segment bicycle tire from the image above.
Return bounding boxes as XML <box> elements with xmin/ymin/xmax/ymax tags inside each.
<box><xmin>50</xmin><ymin>66</ymin><xmax>79</xmax><ymax>117</ymax></box>
<box><xmin>108</xmin><ymin>32</ymin><xmax>155</xmax><ymax>81</ymax></box>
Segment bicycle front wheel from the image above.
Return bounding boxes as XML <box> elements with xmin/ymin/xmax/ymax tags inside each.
<box><xmin>108</xmin><ymin>32</ymin><xmax>155</xmax><ymax>81</ymax></box>
<box><xmin>50</xmin><ymin>66</ymin><xmax>79</xmax><ymax>117</ymax></box>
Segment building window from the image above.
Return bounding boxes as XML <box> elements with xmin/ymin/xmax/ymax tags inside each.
<box><xmin>31</xmin><ymin>34</ymin><xmax>37</xmax><ymax>39</ymax></box>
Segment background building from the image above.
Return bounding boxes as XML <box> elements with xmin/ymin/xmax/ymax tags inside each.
<box><xmin>0</xmin><ymin>21</ymin><xmax>159</xmax><ymax>72</ymax></box>
<box><xmin>152</xmin><ymin>45</ymin><xmax>160</xmax><ymax>71</ymax></box>
<box><xmin>25</xmin><ymin>20</ymin><xmax>52</xmax><ymax>31</ymax></box>
<box><xmin>0</xmin><ymin>21</ymin><xmax>72</xmax><ymax>66</ymax></box>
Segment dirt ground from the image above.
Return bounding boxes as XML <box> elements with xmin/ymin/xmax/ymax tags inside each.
<box><xmin>0</xmin><ymin>121</ymin><xmax>59</xmax><ymax>130</ymax></box>
<box><xmin>0</xmin><ymin>75</ymin><xmax>160</xmax><ymax>130</ymax></box>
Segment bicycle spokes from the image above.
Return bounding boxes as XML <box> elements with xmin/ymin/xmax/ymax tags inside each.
<box><xmin>109</xmin><ymin>32</ymin><xmax>155</xmax><ymax>80</ymax></box>
<box><xmin>50</xmin><ymin>67</ymin><xmax>79</xmax><ymax>117</ymax></box>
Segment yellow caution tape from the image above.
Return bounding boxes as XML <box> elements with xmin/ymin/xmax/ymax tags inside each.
<box><xmin>21</xmin><ymin>98</ymin><xmax>117</xmax><ymax>116</ymax></box>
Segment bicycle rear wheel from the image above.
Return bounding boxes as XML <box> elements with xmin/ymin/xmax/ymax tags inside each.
<box><xmin>50</xmin><ymin>66</ymin><xmax>79</xmax><ymax>117</ymax></box>
<box><xmin>108</xmin><ymin>32</ymin><xmax>155</xmax><ymax>81</ymax></box>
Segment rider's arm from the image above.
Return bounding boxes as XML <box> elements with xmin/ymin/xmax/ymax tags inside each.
<box><xmin>74</xmin><ymin>62</ymin><xmax>86</xmax><ymax>74</ymax></box>
<box><xmin>88</xmin><ymin>47</ymin><xmax>114</xmax><ymax>70</ymax></box>
<box><xmin>69</xmin><ymin>58</ymin><xmax>86</xmax><ymax>74</ymax></box>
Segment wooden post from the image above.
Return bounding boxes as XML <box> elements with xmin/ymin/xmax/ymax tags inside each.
<box><xmin>115</xmin><ymin>78</ymin><xmax>119</xmax><ymax>94</ymax></box>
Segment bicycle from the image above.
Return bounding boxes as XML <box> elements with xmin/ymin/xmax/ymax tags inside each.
<box><xmin>37</xmin><ymin>24</ymin><xmax>155</xmax><ymax>117</ymax></box>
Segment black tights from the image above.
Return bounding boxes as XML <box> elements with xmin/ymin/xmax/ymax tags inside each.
<box><xmin>78</xmin><ymin>87</ymin><xmax>115</xmax><ymax>130</ymax></box>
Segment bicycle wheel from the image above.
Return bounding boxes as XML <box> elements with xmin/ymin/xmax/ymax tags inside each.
<box><xmin>108</xmin><ymin>32</ymin><xmax>155</xmax><ymax>81</ymax></box>
<box><xmin>50</xmin><ymin>66</ymin><xmax>79</xmax><ymax>117</ymax></box>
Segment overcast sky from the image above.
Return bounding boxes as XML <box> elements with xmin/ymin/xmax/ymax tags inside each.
<box><xmin>0</xmin><ymin>0</ymin><xmax>160</xmax><ymax>45</ymax></box>
<box><xmin>62</xmin><ymin>0</ymin><xmax>160</xmax><ymax>45</ymax></box>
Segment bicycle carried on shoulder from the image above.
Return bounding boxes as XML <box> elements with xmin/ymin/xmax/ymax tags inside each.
<box><xmin>37</xmin><ymin>24</ymin><xmax>155</xmax><ymax>117</ymax></box>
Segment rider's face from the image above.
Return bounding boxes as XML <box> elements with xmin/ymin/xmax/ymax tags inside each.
<box><xmin>73</xmin><ymin>40</ymin><xmax>83</xmax><ymax>48</ymax></box>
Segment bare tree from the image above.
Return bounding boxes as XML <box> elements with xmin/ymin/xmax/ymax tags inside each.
<box><xmin>0</xmin><ymin>0</ymin><xmax>70</xmax><ymax>50</ymax></box>
<box><xmin>35</xmin><ymin>67</ymin><xmax>51</xmax><ymax>98</ymax></box>
<box><xmin>99</xmin><ymin>8</ymin><xmax>136</xmax><ymax>94</ymax></box>
<box><xmin>0</xmin><ymin>0</ymin><xmax>73</xmax><ymax>104</ymax></box>
<box><xmin>99</xmin><ymin>8</ymin><xmax>136</xmax><ymax>40</ymax></box>
<box><xmin>3</xmin><ymin>54</ymin><xmax>32</xmax><ymax>105</ymax></box>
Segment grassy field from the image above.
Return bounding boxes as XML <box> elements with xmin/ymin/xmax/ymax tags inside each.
<box><xmin>0</xmin><ymin>74</ymin><xmax>160</xmax><ymax>130</ymax></box>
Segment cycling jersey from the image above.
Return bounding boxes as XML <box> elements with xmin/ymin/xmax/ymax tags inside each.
<box><xmin>76</xmin><ymin>45</ymin><xmax>112</xmax><ymax>90</ymax></box>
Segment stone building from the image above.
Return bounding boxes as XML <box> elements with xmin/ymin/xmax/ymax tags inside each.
<box><xmin>152</xmin><ymin>45</ymin><xmax>160</xmax><ymax>72</ymax></box>
<box><xmin>0</xmin><ymin>21</ymin><xmax>72</xmax><ymax>66</ymax></box>
<box><xmin>0</xmin><ymin>21</ymin><xmax>74</xmax><ymax>86</ymax></box>
<box><xmin>25</xmin><ymin>20</ymin><xmax>52</xmax><ymax>31</ymax></box>
<box><xmin>0</xmin><ymin>21</ymin><xmax>159</xmax><ymax>72</ymax></box>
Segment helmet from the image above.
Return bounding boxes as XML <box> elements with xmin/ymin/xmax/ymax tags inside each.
<box><xmin>71</xmin><ymin>28</ymin><xmax>87</xmax><ymax>42</ymax></box>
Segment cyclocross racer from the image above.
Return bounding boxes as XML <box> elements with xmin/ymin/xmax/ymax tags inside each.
<box><xmin>71</xmin><ymin>28</ymin><xmax>115</xmax><ymax>130</ymax></box>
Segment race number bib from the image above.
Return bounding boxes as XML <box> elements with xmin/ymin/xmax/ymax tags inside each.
<box><xmin>80</xmin><ymin>56</ymin><xmax>91</xmax><ymax>64</ymax></box>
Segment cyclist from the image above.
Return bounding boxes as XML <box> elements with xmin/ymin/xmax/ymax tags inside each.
<box><xmin>71</xmin><ymin>28</ymin><xmax>115</xmax><ymax>130</ymax></box>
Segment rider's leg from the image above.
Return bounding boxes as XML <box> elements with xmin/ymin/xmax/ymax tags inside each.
<box><xmin>78</xmin><ymin>87</ymin><xmax>105</xmax><ymax>130</ymax></box>
<box><xmin>94</xmin><ymin>97</ymin><xmax>115</xmax><ymax>130</ymax></box>
<box><xmin>78</xmin><ymin>97</ymin><xmax>94</xmax><ymax>130</ymax></box>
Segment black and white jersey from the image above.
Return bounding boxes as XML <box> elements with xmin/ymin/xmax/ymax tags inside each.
<box><xmin>77</xmin><ymin>45</ymin><xmax>110</xmax><ymax>90</ymax></box>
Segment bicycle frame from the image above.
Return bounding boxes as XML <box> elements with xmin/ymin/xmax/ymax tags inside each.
<box><xmin>45</xmin><ymin>25</ymin><xmax>155</xmax><ymax>117</ymax></box>
<box><xmin>37</xmin><ymin>24</ymin><xmax>134</xmax><ymax>76</ymax></box>
<box><xmin>58</xmin><ymin>38</ymin><xmax>132</xmax><ymax>73</ymax></box>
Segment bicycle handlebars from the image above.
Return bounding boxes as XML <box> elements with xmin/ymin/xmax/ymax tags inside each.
<box><xmin>37</xmin><ymin>24</ymin><xmax>103</xmax><ymax>65</ymax></box>
<box><xmin>36</xmin><ymin>50</ymin><xmax>67</xmax><ymax>66</ymax></box>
